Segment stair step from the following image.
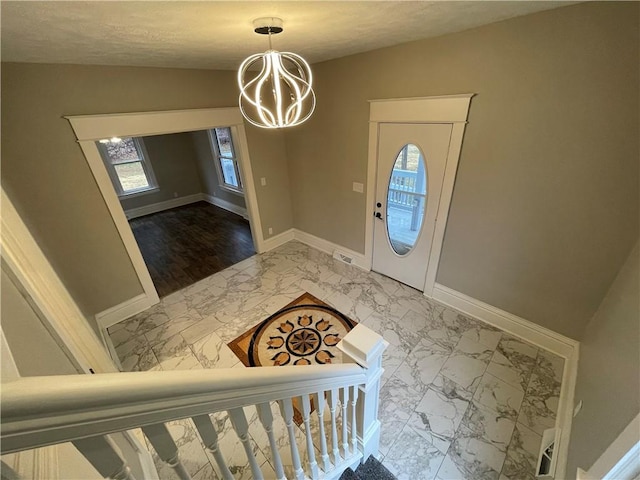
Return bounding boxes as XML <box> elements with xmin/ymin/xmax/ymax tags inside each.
<box><xmin>339</xmin><ymin>456</ymin><xmax>397</xmax><ymax>480</ymax></box>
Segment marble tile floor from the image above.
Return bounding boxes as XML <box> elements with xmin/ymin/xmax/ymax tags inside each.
<box><xmin>108</xmin><ymin>241</ymin><xmax>565</xmax><ymax>480</ymax></box>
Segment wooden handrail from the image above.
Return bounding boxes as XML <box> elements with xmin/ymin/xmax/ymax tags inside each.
<box><xmin>1</xmin><ymin>364</ymin><xmax>365</xmax><ymax>454</ymax></box>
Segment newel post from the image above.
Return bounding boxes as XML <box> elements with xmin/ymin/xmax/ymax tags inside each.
<box><xmin>337</xmin><ymin>323</ymin><xmax>389</xmax><ymax>463</ymax></box>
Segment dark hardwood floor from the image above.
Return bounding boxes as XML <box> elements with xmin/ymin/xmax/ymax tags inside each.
<box><xmin>129</xmin><ymin>201</ymin><xmax>255</xmax><ymax>297</ymax></box>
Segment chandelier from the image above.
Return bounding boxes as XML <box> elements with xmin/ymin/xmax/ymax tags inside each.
<box><xmin>237</xmin><ymin>18</ymin><xmax>316</xmax><ymax>129</ymax></box>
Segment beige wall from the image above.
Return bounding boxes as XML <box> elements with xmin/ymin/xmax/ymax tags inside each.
<box><xmin>284</xmin><ymin>2</ymin><xmax>639</xmax><ymax>339</ymax></box>
<box><xmin>566</xmin><ymin>241</ymin><xmax>639</xmax><ymax>477</ymax></box>
<box><xmin>190</xmin><ymin>130</ymin><xmax>246</xmax><ymax>210</ymax></box>
<box><xmin>245</xmin><ymin>126</ymin><xmax>294</xmax><ymax>239</ymax></box>
<box><xmin>120</xmin><ymin>132</ymin><xmax>203</xmax><ymax>211</ymax></box>
<box><xmin>1</xmin><ymin>267</ymin><xmax>79</xmax><ymax>376</ymax></box>
<box><xmin>1</xmin><ymin>62</ymin><xmax>293</xmax><ymax>316</ymax></box>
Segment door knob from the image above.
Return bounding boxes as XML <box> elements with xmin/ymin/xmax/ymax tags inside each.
<box><xmin>375</xmin><ymin>212</ymin><xmax>383</xmax><ymax>220</ymax></box>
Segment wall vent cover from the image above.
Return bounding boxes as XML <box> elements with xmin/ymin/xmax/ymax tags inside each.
<box><xmin>333</xmin><ymin>251</ymin><xmax>354</xmax><ymax>265</ymax></box>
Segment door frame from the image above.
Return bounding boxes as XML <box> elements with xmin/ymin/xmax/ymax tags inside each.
<box><xmin>365</xmin><ymin>94</ymin><xmax>474</xmax><ymax>295</ymax></box>
<box><xmin>65</xmin><ymin>107</ymin><xmax>265</xmax><ymax>318</ymax></box>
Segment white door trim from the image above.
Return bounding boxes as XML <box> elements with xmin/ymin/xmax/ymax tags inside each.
<box><xmin>365</xmin><ymin>94</ymin><xmax>475</xmax><ymax>295</ymax></box>
<box><xmin>65</xmin><ymin>107</ymin><xmax>265</xmax><ymax>311</ymax></box>
<box><xmin>0</xmin><ymin>188</ymin><xmax>116</xmax><ymax>374</ymax></box>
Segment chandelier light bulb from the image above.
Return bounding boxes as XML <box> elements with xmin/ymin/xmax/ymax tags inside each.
<box><xmin>238</xmin><ymin>18</ymin><xmax>316</xmax><ymax>129</ymax></box>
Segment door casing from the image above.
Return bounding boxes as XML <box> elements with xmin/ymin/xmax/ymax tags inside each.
<box><xmin>66</xmin><ymin>108</ymin><xmax>264</xmax><ymax>321</ymax></box>
<box><xmin>365</xmin><ymin>95</ymin><xmax>474</xmax><ymax>296</ymax></box>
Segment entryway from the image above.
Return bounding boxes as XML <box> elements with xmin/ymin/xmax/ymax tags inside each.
<box><xmin>95</xmin><ymin>126</ymin><xmax>255</xmax><ymax>297</ymax></box>
<box><xmin>366</xmin><ymin>95</ymin><xmax>474</xmax><ymax>295</ymax></box>
<box><xmin>66</xmin><ymin>108</ymin><xmax>266</xmax><ymax>311</ymax></box>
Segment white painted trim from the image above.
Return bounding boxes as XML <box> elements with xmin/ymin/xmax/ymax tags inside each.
<box><xmin>76</xmin><ymin>139</ymin><xmax>160</xmax><ymax>307</ymax></box>
<box><xmin>1</xmin><ymin>326</ymin><xmax>20</xmax><ymax>381</ymax></box>
<box><xmin>364</xmin><ymin>120</ymin><xmax>378</xmax><ymax>276</ymax></box>
<box><xmin>66</xmin><ymin>108</ymin><xmax>267</xmax><ymax>313</ymax></box>
<box><xmin>1</xmin><ymin>188</ymin><xmax>117</xmax><ymax>375</ymax></box>
<box><xmin>429</xmin><ymin>282</ymin><xmax>580</xmax><ymax>480</ymax></box>
<box><xmin>2</xmin><ymin>364</ymin><xmax>366</xmax><ymax>453</ymax></box>
<box><xmin>65</xmin><ymin>107</ymin><xmax>244</xmax><ymax>141</ymax></box>
<box><xmin>365</xmin><ymin>94</ymin><xmax>474</xmax><ymax>295</ymax></box>
<box><xmin>369</xmin><ymin>94</ymin><xmax>474</xmax><ymax>123</ymax></box>
<box><xmin>261</xmin><ymin>228</ymin><xmax>295</xmax><ymax>252</ymax></box>
<box><xmin>556</xmin><ymin>342</ymin><xmax>580</xmax><ymax>480</ymax></box>
<box><xmin>111</xmin><ymin>432</ymin><xmax>159</xmax><ymax>480</ymax></box>
<box><xmin>423</xmin><ymin>122</ymin><xmax>467</xmax><ymax>296</ymax></box>
<box><xmin>581</xmin><ymin>413</ymin><xmax>640</xmax><ymax>480</ymax></box>
<box><xmin>124</xmin><ymin>193</ymin><xmax>204</xmax><ymax>220</ymax></box>
<box><xmin>293</xmin><ymin>229</ymin><xmax>371</xmax><ymax>271</ymax></box>
<box><xmin>202</xmin><ymin>193</ymin><xmax>248</xmax><ymax>220</ymax></box>
<box><xmin>95</xmin><ymin>293</ymin><xmax>154</xmax><ymax>330</ymax></box>
<box><xmin>431</xmin><ymin>283</ymin><xmax>578</xmax><ymax>357</ymax></box>
<box><xmin>98</xmin><ymin>326</ymin><xmax>123</xmax><ymax>371</ymax></box>
<box><xmin>233</xmin><ymin>123</ymin><xmax>265</xmax><ymax>253</ymax></box>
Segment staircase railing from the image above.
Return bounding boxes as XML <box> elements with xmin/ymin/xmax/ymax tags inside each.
<box><xmin>1</xmin><ymin>324</ymin><xmax>388</xmax><ymax>480</ymax></box>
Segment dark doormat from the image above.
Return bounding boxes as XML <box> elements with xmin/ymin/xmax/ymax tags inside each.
<box><xmin>339</xmin><ymin>456</ymin><xmax>397</xmax><ymax>480</ymax></box>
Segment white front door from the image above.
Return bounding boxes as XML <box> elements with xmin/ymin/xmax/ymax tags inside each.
<box><xmin>372</xmin><ymin>123</ymin><xmax>452</xmax><ymax>290</ymax></box>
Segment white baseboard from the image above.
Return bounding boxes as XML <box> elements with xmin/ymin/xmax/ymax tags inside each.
<box><xmin>98</xmin><ymin>326</ymin><xmax>123</xmax><ymax>371</ymax></box>
<box><xmin>431</xmin><ymin>283</ymin><xmax>579</xmax><ymax>357</ymax></box>
<box><xmin>202</xmin><ymin>193</ymin><xmax>248</xmax><ymax>219</ymax></box>
<box><xmin>124</xmin><ymin>193</ymin><xmax>203</xmax><ymax>220</ymax></box>
<box><xmin>95</xmin><ymin>293</ymin><xmax>156</xmax><ymax>329</ymax></box>
<box><xmin>258</xmin><ymin>227</ymin><xmax>371</xmax><ymax>270</ymax></box>
<box><xmin>430</xmin><ymin>282</ymin><xmax>580</xmax><ymax>480</ymax></box>
<box><xmin>262</xmin><ymin>228</ymin><xmax>295</xmax><ymax>252</ymax></box>
<box><xmin>292</xmin><ymin>229</ymin><xmax>371</xmax><ymax>271</ymax></box>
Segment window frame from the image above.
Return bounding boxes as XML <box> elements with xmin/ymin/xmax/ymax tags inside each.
<box><xmin>208</xmin><ymin>128</ymin><xmax>244</xmax><ymax>196</ymax></box>
<box><xmin>97</xmin><ymin>137</ymin><xmax>159</xmax><ymax>198</ymax></box>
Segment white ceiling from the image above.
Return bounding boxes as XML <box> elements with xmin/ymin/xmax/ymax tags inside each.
<box><xmin>1</xmin><ymin>1</ymin><xmax>572</xmax><ymax>70</ymax></box>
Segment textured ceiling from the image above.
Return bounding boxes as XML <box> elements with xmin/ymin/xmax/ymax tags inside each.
<box><xmin>1</xmin><ymin>1</ymin><xmax>572</xmax><ymax>70</ymax></box>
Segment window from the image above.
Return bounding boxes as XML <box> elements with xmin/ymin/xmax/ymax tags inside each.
<box><xmin>209</xmin><ymin>127</ymin><xmax>243</xmax><ymax>194</ymax></box>
<box><xmin>97</xmin><ymin>137</ymin><xmax>158</xmax><ymax>197</ymax></box>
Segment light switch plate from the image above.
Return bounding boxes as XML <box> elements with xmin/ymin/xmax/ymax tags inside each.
<box><xmin>260</xmin><ymin>177</ymin><xmax>267</xmax><ymax>186</ymax></box>
<box><xmin>352</xmin><ymin>182</ymin><xmax>364</xmax><ymax>193</ymax></box>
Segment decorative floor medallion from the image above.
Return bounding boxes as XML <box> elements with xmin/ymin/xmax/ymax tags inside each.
<box><xmin>228</xmin><ymin>292</ymin><xmax>357</xmax><ymax>368</ymax></box>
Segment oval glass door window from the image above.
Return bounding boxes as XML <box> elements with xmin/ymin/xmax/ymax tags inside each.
<box><xmin>386</xmin><ymin>144</ymin><xmax>427</xmax><ymax>255</ymax></box>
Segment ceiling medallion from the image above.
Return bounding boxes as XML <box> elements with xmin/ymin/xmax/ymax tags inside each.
<box><xmin>237</xmin><ymin>17</ymin><xmax>316</xmax><ymax>129</ymax></box>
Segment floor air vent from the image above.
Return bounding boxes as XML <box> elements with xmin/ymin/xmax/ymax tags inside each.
<box><xmin>333</xmin><ymin>251</ymin><xmax>354</xmax><ymax>265</ymax></box>
<box><xmin>536</xmin><ymin>428</ymin><xmax>560</xmax><ymax>478</ymax></box>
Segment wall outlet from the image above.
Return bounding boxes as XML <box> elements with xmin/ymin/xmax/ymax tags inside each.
<box><xmin>352</xmin><ymin>182</ymin><xmax>364</xmax><ymax>193</ymax></box>
<box><xmin>261</xmin><ymin>177</ymin><xmax>267</xmax><ymax>186</ymax></box>
<box><xmin>268</xmin><ymin>227</ymin><xmax>273</xmax><ymax>235</ymax></box>
<box><xmin>173</xmin><ymin>192</ymin><xmax>178</xmax><ymax>198</ymax></box>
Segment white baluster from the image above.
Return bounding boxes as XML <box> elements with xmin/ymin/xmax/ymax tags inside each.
<box><xmin>327</xmin><ymin>388</ymin><xmax>341</xmax><ymax>463</ymax></box>
<box><xmin>314</xmin><ymin>391</ymin><xmax>331</xmax><ymax>471</ymax></box>
<box><xmin>72</xmin><ymin>435</ymin><xmax>137</xmax><ymax>480</ymax></box>
<box><xmin>340</xmin><ymin>387</ymin><xmax>350</xmax><ymax>457</ymax></box>
<box><xmin>279</xmin><ymin>398</ymin><xmax>305</xmax><ymax>480</ymax></box>
<box><xmin>351</xmin><ymin>384</ymin><xmax>359</xmax><ymax>455</ymax></box>
<box><xmin>300</xmin><ymin>394</ymin><xmax>319</xmax><ymax>479</ymax></box>
<box><xmin>192</xmin><ymin>414</ymin><xmax>234</xmax><ymax>480</ymax></box>
<box><xmin>228</xmin><ymin>408</ymin><xmax>263</xmax><ymax>480</ymax></box>
<box><xmin>337</xmin><ymin>323</ymin><xmax>389</xmax><ymax>464</ymax></box>
<box><xmin>256</xmin><ymin>403</ymin><xmax>286</xmax><ymax>480</ymax></box>
<box><xmin>142</xmin><ymin>423</ymin><xmax>191</xmax><ymax>480</ymax></box>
